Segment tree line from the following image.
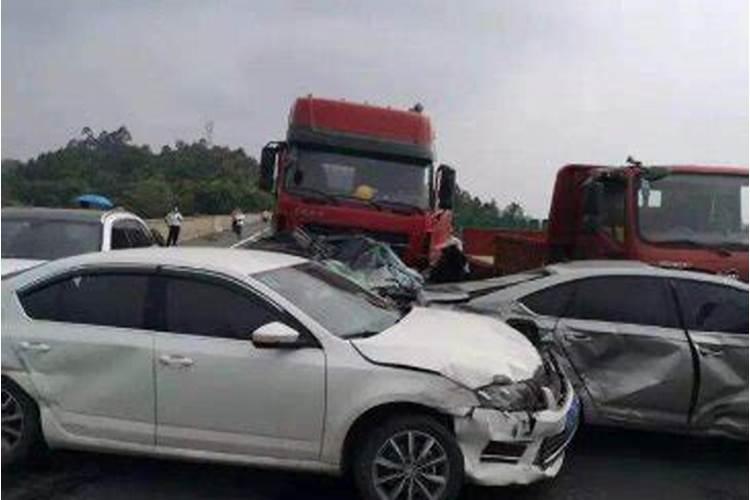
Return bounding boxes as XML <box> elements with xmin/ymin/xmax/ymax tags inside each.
<box><xmin>2</xmin><ymin>126</ymin><xmax>538</xmax><ymax>230</ymax></box>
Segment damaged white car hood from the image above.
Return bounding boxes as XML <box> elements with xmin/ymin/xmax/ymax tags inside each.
<box><xmin>351</xmin><ymin>307</ymin><xmax>542</xmax><ymax>389</ymax></box>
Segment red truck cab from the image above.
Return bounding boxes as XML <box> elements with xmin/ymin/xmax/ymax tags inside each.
<box><xmin>259</xmin><ymin>97</ymin><xmax>456</xmax><ymax>269</ymax></box>
<box><xmin>467</xmin><ymin>164</ymin><xmax>749</xmax><ymax>281</ymax></box>
<box><xmin>552</xmin><ymin>164</ymin><xmax>748</xmax><ymax>280</ymax></box>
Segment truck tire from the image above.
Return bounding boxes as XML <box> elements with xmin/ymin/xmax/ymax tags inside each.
<box><xmin>1</xmin><ymin>379</ymin><xmax>45</xmax><ymax>467</ymax></box>
<box><xmin>353</xmin><ymin>415</ymin><xmax>464</xmax><ymax>500</ymax></box>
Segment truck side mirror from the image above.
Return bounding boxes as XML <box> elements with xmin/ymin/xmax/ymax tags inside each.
<box><xmin>437</xmin><ymin>164</ymin><xmax>456</xmax><ymax>210</ymax></box>
<box><xmin>259</xmin><ymin>143</ymin><xmax>280</xmax><ymax>192</ymax></box>
<box><xmin>582</xmin><ymin>180</ymin><xmax>604</xmax><ymax>233</ymax></box>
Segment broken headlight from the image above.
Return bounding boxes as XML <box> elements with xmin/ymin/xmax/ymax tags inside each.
<box><xmin>475</xmin><ymin>381</ymin><xmax>543</xmax><ymax>412</ymax></box>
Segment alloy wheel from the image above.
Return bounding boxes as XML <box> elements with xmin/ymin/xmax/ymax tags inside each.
<box><xmin>1</xmin><ymin>388</ymin><xmax>25</xmax><ymax>458</ymax></box>
<box><xmin>372</xmin><ymin>430</ymin><xmax>449</xmax><ymax>500</ymax></box>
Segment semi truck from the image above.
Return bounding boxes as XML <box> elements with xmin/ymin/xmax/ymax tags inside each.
<box><xmin>464</xmin><ymin>161</ymin><xmax>749</xmax><ymax>281</ymax></box>
<box><xmin>258</xmin><ymin>96</ymin><xmax>456</xmax><ymax>269</ymax></box>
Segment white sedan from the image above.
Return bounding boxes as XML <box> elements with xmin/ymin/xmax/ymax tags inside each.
<box><xmin>2</xmin><ymin>248</ymin><xmax>577</xmax><ymax>500</ymax></box>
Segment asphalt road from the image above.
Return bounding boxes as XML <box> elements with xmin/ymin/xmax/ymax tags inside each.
<box><xmin>3</xmin><ymin>427</ymin><xmax>746</xmax><ymax>500</ymax></box>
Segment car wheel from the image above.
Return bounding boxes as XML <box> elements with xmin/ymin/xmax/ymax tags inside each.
<box><xmin>353</xmin><ymin>415</ymin><xmax>464</xmax><ymax>500</ymax></box>
<box><xmin>2</xmin><ymin>380</ymin><xmax>44</xmax><ymax>466</ymax></box>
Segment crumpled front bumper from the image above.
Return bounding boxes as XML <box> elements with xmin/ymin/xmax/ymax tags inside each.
<box><xmin>454</xmin><ymin>381</ymin><xmax>579</xmax><ymax>487</ymax></box>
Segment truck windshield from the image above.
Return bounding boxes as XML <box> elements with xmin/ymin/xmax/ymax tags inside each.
<box><xmin>637</xmin><ymin>173</ymin><xmax>749</xmax><ymax>249</ymax></box>
<box><xmin>254</xmin><ymin>262</ymin><xmax>401</xmax><ymax>339</ymax></box>
<box><xmin>284</xmin><ymin>147</ymin><xmax>432</xmax><ymax>210</ymax></box>
<box><xmin>1</xmin><ymin>218</ymin><xmax>102</xmax><ymax>260</ymax></box>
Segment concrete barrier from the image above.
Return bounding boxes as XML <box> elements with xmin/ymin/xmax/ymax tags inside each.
<box><xmin>146</xmin><ymin>215</ymin><xmax>241</xmax><ymax>242</ymax></box>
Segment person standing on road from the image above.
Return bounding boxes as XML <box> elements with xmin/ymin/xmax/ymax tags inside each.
<box><xmin>165</xmin><ymin>206</ymin><xmax>183</xmax><ymax>246</ymax></box>
<box><xmin>231</xmin><ymin>208</ymin><xmax>246</xmax><ymax>240</ymax></box>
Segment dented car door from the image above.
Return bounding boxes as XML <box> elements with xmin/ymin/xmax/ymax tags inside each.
<box><xmin>673</xmin><ymin>279</ymin><xmax>749</xmax><ymax>438</ymax></box>
<box><xmin>554</xmin><ymin>276</ymin><xmax>694</xmax><ymax>431</ymax></box>
<box><xmin>13</xmin><ymin>271</ymin><xmax>156</xmax><ymax>445</ymax></box>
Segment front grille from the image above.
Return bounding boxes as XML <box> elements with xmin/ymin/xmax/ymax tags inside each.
<box><xmin>480</xmin><ymin>441</ymin><xmax>529</xmax><ymax>463</ymax></box>
<box><xmin>303</xmin><ymin>224</ymin><xmax>410</xmax><ymax>257</ymax></box>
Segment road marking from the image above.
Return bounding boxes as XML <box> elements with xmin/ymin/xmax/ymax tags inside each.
<box><xmin>231</xmin><ymin>226</ymin><xmax>271</xmax><ymax>248</ymax></box>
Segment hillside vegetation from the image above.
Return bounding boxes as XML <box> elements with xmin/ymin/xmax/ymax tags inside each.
<box><xmin>2</xmin><ymin>127</ymin><xmax>538</xmax><ymax>230</ymax></box>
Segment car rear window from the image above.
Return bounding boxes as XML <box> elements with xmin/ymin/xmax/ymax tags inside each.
<box><xmin>2</xmin><ymin>218</ymin><xmax>102</xmax><ymax>260</ymax></box>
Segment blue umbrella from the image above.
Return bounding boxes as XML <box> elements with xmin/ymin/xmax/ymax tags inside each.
<box><xmin>74</xmin><ymin>194</ymin><xmax>114</xmax><ymax>210</ymax></box>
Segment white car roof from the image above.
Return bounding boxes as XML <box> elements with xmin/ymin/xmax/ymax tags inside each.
<box><xmin>6</xmin><ymin>247</ymin><xmax>307</xmax><ymax>284</ymax></box>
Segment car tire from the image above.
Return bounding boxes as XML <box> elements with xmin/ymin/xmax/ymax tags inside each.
<box><xmin>353</xmin><ymin>414</ymin><xmax>464</xmax><ymax>500</ymax></box>
<box><xmin>2</xmin><ymin>379</ymin><xmax>45</xmax><ymax>467</ymax></box>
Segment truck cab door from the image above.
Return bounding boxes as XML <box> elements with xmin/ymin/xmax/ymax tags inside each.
<box><xmin>578</xmin><ymin>178</ymin><xmax>627</xmax><ymax>259</ymax></box>
<box><xmin>673</xmin><ymin>279</ymin><xmax>749</xmax><ymax>438</ymax></box>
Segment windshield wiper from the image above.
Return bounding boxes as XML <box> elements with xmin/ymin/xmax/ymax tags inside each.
<box><xmin>331</xmin><ymin>194</ymin><xmax>383</xmax><ymax>211</ymax></box>
<box><xmin>288</xmin><ymin>187</ymin><xmax>339</xmax><ymax>205</ymax></box>
<box><xmin>373</xmin><ymin>199</ymin><xmax>424</xmax><ymax>214</ymax></box>
<box><xmin>653</xmin><ymin>239</ymin><xmax>742</xmax><ymax>256</ymax></box>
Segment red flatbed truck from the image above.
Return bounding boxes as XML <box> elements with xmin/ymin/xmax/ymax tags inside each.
<box><xmin>258</xmin><ymin>96</ymin><xmax>456</xmax><ymax>269</ymax></box>
<box><xmin>464</xmin><ymin>163</ymin><xmax>749</xmax><ymax>281</ymax></box>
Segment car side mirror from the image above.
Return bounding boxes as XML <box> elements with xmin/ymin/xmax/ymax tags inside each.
<box><xmin>506</xmin><ymin>318</ymin><xmax>541</xmax><ymax>347</ymax></box>
<box><xmin>251</xmin><ymin>322</ymin><xmax>300</xmax><ymax>348</ymax></box>
<box><xmin>437</xmin><ymin>164</ymin><xmax>456</xmax><ymax>210</ymax></box>
<box><xmin>259</xmin><ymin>143</ymin><xmax>280</xmax><ymax>192</ymax></box>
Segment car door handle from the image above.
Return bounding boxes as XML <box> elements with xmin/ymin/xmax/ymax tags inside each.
<box><xmin>566</xmin><ymin>332</ymin><xmax>592</xmax><ymax>342</ymax></box>
<box><xmin>697</xmin><ymin>346</ymin><xmax>723</xmax><ymax>357</ymax></box>
<box><xmin>158</xmin><ymin>355</ymin><xmax>195</xmax><ymax>368</ymax></box>
<box><xmin>18</xmin><ymin>341</ymin><xmax>51</xmax><ymax>353</ymax></box>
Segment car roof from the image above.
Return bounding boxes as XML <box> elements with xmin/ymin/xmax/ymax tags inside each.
<box><xmin>1</xmin><ymin>206</ymin><xmax>130</xmax><ymax>223</ymax></box>
<box><xmin>12</xmin><ymin>247</ymin><xmax>308</xmax><ymax>281</ymax></box>
<box><xmin>545</xmin><ymin>260</ymin><xmax>747</xmax><ymax>288</ymax></box>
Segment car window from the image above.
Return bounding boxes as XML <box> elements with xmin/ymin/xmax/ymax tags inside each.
<box><xmin>566</xmin><ymin>276</ymin><xmax>679</xmax><ymax>328</ymax></box>
<box><xmin>674</xmin><ymin>280</ymin><xmax>748</xmax><ymax>334</ymax></box>
<box><xmin>20</xmin><ymin>273</ymin><xmax>150</xmax><ymax>329</ymax></box>
<box><xmin>122</xmin><ymin>219</ymin><xmax>154</xmax><ymax>248</ymax></box>
<box><xmin>519</xmin><ymin>281</ymin><xmax>577</xmax><ymax>317</ymax></box>
<box><xmin>111</xmin><ymin>221</ymin><xmax>131</xmax><ymax>249</ymax></box>
<box><xmin>2</xmin><ymin>217</ymin><xmax>102</xmax><ymax>259</ymax></box>
<box><xmin>160</xmin><ymin>275</ymin><xmax>282</xmax><ymax>339</ymax></box>
<box><xmin>254</xmin><ymin>263</ymin><xmax>401</xmax><ymax>339</ymax></box>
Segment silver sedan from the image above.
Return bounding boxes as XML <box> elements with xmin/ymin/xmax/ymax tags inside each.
<box><xmin>425</xmin><ymin>260</ymin><xmax>748</xmax><ymax>440</ymax></box>
<box><xmin>2</xmin><ymin>248</ymin><xmax>577</xmax><ymax>500</ymax></box>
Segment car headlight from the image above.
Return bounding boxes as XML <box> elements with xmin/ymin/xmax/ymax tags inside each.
<box><xmin>475</xmin><ymin>381</ymin><xmax>542</xmax><ymax>411</ymax></box>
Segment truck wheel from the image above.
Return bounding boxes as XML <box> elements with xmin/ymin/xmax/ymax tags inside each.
<box><xmin>353</xmin><ymin>415</ymin><xmax>464</xmax><ymax>500</ymax></box>
<box><xmin>2</xmin><ymin>380</ymin><xmax>44</xmax><ymax>466</ymax></box>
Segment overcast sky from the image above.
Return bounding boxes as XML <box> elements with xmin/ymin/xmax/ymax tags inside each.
<box><xmin>3</xmin><ymin>0</ymin><xmax>748</xmax><ymax>216</ymax></box>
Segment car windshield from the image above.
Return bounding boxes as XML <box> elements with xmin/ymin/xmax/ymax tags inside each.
<box><xmin>1</xmin><ymin>217</ymin><xmax>102</xmax><ymax>260</ymax></box>
<box><xmin>638</xmin><ymin>173</ymin><xmax>749</xmax><ymax>249</ymax></box>
<box><xmin>254</xmin><ymin>263</ymin><xmax>401</xmax><ymax>338</ymax></box>
<box><xmin>284</xmin><ymin>147</ymin><xmax>432</xmax><ymax>210</ymax></box>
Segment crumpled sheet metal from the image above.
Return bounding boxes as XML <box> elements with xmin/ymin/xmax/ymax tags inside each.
<box><xmin>552</xmin><ymin>321</ymin><xmax>747</xmax><ymax>440</ymax></box>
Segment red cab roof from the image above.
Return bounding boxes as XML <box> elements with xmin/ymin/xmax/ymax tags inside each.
<box><xmin>289</xmin><ymin>96</ymin><xmax>434</xmax><ymax>148</ymax></box>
